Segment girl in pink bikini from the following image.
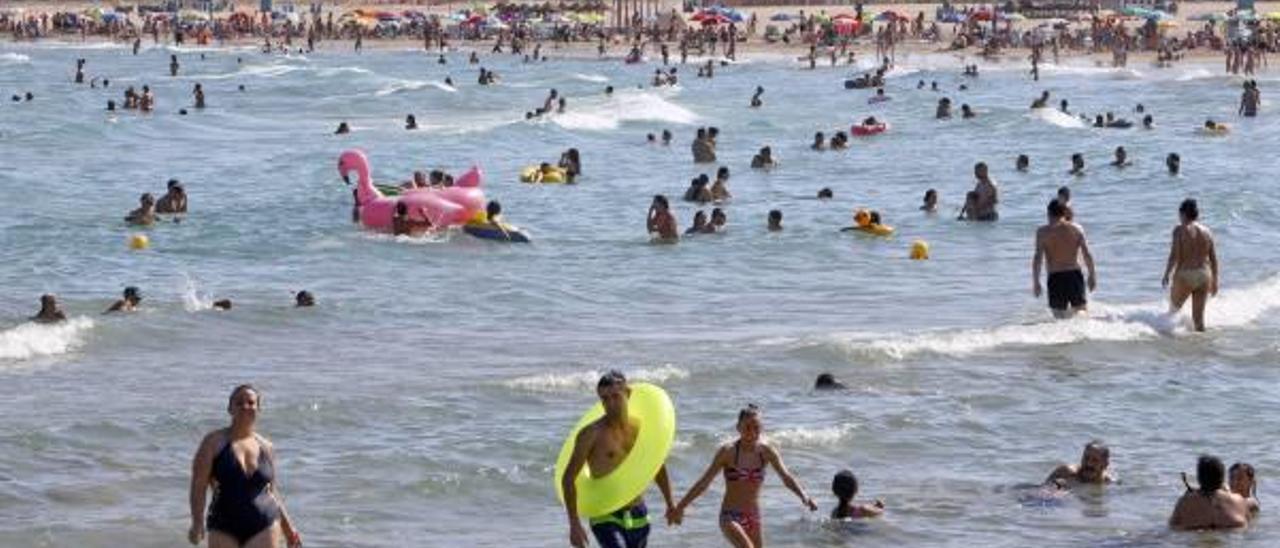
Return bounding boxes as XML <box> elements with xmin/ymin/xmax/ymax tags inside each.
<box><xmin>670</xmin><ymin>405</ymin><xmax>817</xmax><ymax>547</ymax></box>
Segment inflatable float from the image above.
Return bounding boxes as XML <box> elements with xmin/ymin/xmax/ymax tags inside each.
<box><xmin>464</xmin><ymin>220</ymin><xmax>531</xmax><ymax>243</ymax></box>
<box><xmin>851</xmin><ymin>122</ymin><xmax>888</xmax><ymax>136</ymax></box>
<box><xmin>554</xmin><ymin>383</ymin><xmax>676</xmax><ymax>518</ymax></box>
<box><xmin>1199</xmin><ymin>124</ymin><xmax>1230</xmax><ymax>135</ymax></box>
<box><xmin>520</xmin><ymin>165</ymin><xmax>567</xmax><ymax>184</ymax></box>
<box><xmin>338</xmin><ymin>149</ymin><xmax>486</xmax><ymax>233</ymax></box>
<box><xmin>844</xmin><ymin>78</ymin><xmax>873</xmax><ymax>90</ymax></box>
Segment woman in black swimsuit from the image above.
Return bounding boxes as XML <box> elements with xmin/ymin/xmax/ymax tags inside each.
<box><xmin>189</xmin><ymin>385</ymin><xmax>302</xmax><ymax>548</ymax></box>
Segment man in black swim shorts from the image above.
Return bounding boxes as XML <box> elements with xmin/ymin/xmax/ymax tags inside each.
<box><xmin>1033</xmin><ymin>199</ymin><xmax>1096</xmax><ymax>318</ymax></box>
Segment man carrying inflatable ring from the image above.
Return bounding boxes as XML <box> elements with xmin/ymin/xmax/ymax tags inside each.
<box><xmin>559</xmin><ymin>370</ymin><xmax>677</xmax><ymax>548</ymax></box>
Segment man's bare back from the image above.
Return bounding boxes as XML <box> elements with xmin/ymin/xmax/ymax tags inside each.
<box><xmin>1173</xmin><ymin>223</ymin><xmax>1213</xmax><ymax>271</ymax></box>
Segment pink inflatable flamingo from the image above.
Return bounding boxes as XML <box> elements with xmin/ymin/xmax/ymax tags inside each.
<box><xmin>337</xmin><ymin>149</ymin><xmax>486</xmax><ymax>232</ymax></box>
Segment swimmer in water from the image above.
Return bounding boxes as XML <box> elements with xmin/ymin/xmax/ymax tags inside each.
<box><xmin>961</xmin><ymin>104</ymin><xmax>975</xmax><ymax>118</ymax></box>
<box><xmin>1059</xmin><ymin>99</ymin><xmax>1070</xmax><ymax>113</ymax></box>
<box><xmin>188</xmin><ymin>385</ymin><xmax>303</xmax><ymax>548</ymax></box>
<box><xmin>1069</xmin><ymin>153</ymin><xmax>1085</xmax><ymax>176</ymax></box>
<box><xmin>1033</xmin><ymin>198</ymin><xmax>1096</xmax><ymax>318</ymax></box>
<box><xmin>812</xmin><ymin>132</ymin><xmax>826</xmax><ymax>151</ymax></box>
<box><xmin>213</xmin><ymin>299</ymin><xmax>233</xmax><ymax>310</ymax></box>
<box><xmin>75</xmin><ymin>58</ymin><xmax>85</xmax><ymax>83</ymax></box>
<box><xmin>562</xmin><ymin>371</ymin><xmax>676</xmax><ymax>548</ymax></box>
<box><xmin>1169</xmin><ymin>455</ymin><xmax>1250</xmax><ymax>530</ymax></box>
<box><xmin>193</xmin><ymin>83</ymin><xmax>205</xmax><ymax>109</ymax></box>
<box><xmin>1045</xmin><ymin>441</ymin><xmax>1114</xmax><ymax>488</ymax></box>
<box><xmin>767</xmin><ymin>210</ymin><xmax>783</xmax><ymax>231</ymax></box>
<box><xmin>750</xmin><ymin>86</ymin><xmax>763</xmax><ymax>108</ymax></box>
<box><xmin>126</xmin><ymin>193</ymin><xmax>157</xmax><ymax>226</ymax></box>
<box><xmin>156</xmin><ymin>180</ymin><xmax>187</xmax><ymax>214</ymax></box>
<box><xmin>1162</xmin><ymin>198</ymin><xmax>1218</xmax><ymax>332</ymax></box>
<box><xmin>662</xmin><ymin>129</ymin><xmax>672</xmax><ymax>146</ymax></box>
<box><xmin>605</xmin><ymin>85</ymin><xmax>614</xmax><ymax>96</ymax></box>
<box><xmin>814</xmin><ymin>373</ymin><xmax>845</xmax><ymax>390</ymax></box>
<box><xmin>32</xmin><ymin>294</ymin><xmax>67</xmax><ymax>323</ymax></box>
<box><xmin>1016</xmin><ymin>154</ymin><xmax>1030</xmax><ymax>172</ymax></box>
<box><xmin>936</xmin><ymin>97</ymin><xmax>952</xmax><ymax>119</ymax></box>
<box><xmin>817</xmin><ymin>188</ymin><xmax>834</xmax><ymax>200</ymax></box>
<box><xmin>1143</xmin><ymin>114</ymin><xmax>1154</xmax><ymax>129</ymax></box>
<box><xmin>707</xmin><ymin>208</ymin><xmax>727</xmax><ymax>233</ymax></box>
<box><xmin>647</xmin><ymin>195</ymin><xmax>679</xmax><ymax>243</ymax></box>
<box><xmin>750</xmin><ymin>147</ymin><xmax>776</xmax><ymax>169</ymax></box>
<box><xmin>684</xmin><ymin>175</ymin><xmax>713</xmax><ymax>204</ymax></box>
<box><xmin>686</xmin><ymin>210</ymin><xmax>708</xmax><ymax>235</ymax></box>
<box><xmin>444</xmin><ymin>76</ymin><xmax>454</xmax><ymax>87</ymax></box>
<box><xmin>1111</xmin><ymin>146</ymin><xmax>1130</xmax><ymax>168</ymax></box>
<box><xmin>335</xmin><ymin>122</ymin><xmax>350</xmax><ymax>135</ymax></box>
<box><xmin>969</xmin><ymin>162</ymin><xmax>999</xmax><ymax>221</ymax></box>
<box><xmin>294</xmin><ymin>291</ymin><xmax>315</xmax><ymax>307</ymax></box>
<box><xmin>405</xmin><ymin>115</ymin><xmax>418</xmax><ymax>130</ymax></box>
<box><xmin>670</xmin><ymin>404</ymin><xmax>818</xmax><ymax>547</ymax></box>
<box><xmin>920</xmin><ymin>189</ymin><xmax>939</xmax><ymax>213</ymax></box>
<box><xmin>1166</xmin><ymin>153</ymin><xmax>1180</xmax><ymax>175</ymax></box>
<box><xmin>692</xmin><ymin>128</ymin><xmax>716</xmax><ymax>163</ymax></box>
<box><xmin>105</xmin><ymin>287</ymin><xmax>142</xmax><ymax>313</ymax></box>
<box><xmin>831</xmin><ymin>470</ymin><xmax>885</xmax><ymax>519</ymax></box>
<box><xmin>710</xmin><ymin>167</ymin><xmax>732</xmax><ymax>201</ymax></box>
<box><xmin>1031</xmin><ymin>90</ymin><xmax>1050</xmax><ymax>109</ymax></box>
<box><xmin>830</xmin><ymin>131</ymin><xmax>849</xmax><ymax>150</ymax></box>
<box><xmin>170</xmin><ymin>54</ymin><xmax>180</xmax><ymax>77</ymax></box>
<box><xmin>1228</xmin><ymin>463</ymin><xmax>1260</xmax><ymax>517</ymax></box>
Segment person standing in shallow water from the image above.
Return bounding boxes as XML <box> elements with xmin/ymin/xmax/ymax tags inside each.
<box><xmin>562</xmin><ymin>371</ymin><xmax>675</xmax><ymax>548</ymax></box>
<box><xmin>1033</xmin><ymin>199</ymin><xmax>1096</xmax><ymax>319</ymax></box>
<box><xmin>1162</xmin><ymin>199</ymin><xmax>1218</xmax><ymax>332</ymax></box>
<box><xmin>189</xmin><ymin>385</ymin><xmax>303</xmax><ymax>548</ymax></box>
<box><xmin>969</xmin><ymin>162</ymin><xmax>999</xmax><ymax>221</ymax></box>
<box><xmin>670</xmin><ymin>404</ymin><xmax>817</xmax><ymax>548</ymax></box>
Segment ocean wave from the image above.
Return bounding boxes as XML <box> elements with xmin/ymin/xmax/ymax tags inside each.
<box><xmin>503</xmin><ymin>364</ymin><xmax>689</xmax><ymax>393</ymax></box>
<box><xmin>200</xmin><ymin>63</ymin><xmax>300</xmax><ymax>80</ymax></box>
<box><xmin>0</xmin><ymin>317</ymin><xmax>94</xmax><ymax>361</ymax></box>
<box><xmin>552</xmin><ymin>91</ymin><xmax>697</xmax><ymax>131</ymax></box>
<box><xmin>813</xmin><ymin>274</ymin><xmax>1280</xmax><ymax>360</ymax></box>
<box><xmin>765</xmin><ymin>423</ymin><xmax>857</xmax><ymax>448</ymax></box>
<box><xmin>0</xmin><ymin>53</ymin><xmax>30</xmax><ymax>65</ymax></box>
<box><xmin>572</xmin><ymin>73</ymin><xmax>610</xmax><ymax>83</ymax></box>
<box><xmin>374</xmin><ymin>79</ymin><xmax>457</xmax><ymax>96</ymax></box>
<box><xmin>1028</xmin><ymin>108</ymin><xmax>1086</xmax><ymax>129</ymax></box>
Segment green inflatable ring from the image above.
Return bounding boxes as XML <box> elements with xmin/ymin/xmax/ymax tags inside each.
<box><xmin>554</xmin><ymin>383</ymin><xmax>676</xmax><ymax>518</ymax></box>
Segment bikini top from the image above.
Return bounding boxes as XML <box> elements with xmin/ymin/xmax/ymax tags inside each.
<box><xmin>724</xmin><ymin>441</ymin><xmax>766</xmax><ymax>484</ymax></box>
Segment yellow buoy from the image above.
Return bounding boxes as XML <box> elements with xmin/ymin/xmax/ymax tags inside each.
<box><xmin>910</xmin><ymin>240</ymin><xmax>929</xmax><ymax>260</ymax></box>
<box><xmin>129</xmin><ymin>234</ymin><xmax>150</xmax><ymax>250</ymax></box>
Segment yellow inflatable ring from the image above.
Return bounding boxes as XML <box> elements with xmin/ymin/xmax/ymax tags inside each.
<box><xmin>520</xmin><ymin>165</ymin><xmax>567</xmax><ymax>183</ymax></box>
<box><xmin>554</xmin><ymin>383</ymin><xmax>676</xmax><ymax>518</ymax></box>
<box><xmin>856</xmin><ymin>224</ymin><xmax>894</xmax><ymax>236</ymax></box>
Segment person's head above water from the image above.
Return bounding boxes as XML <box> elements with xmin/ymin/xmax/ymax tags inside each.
<box><xmin>1076</xmin><ymin>441</ymin><xmax>1110</xmax><ymax>482</ymax></box>
<box><xmin>814</xmin><ymin>373</ymin><xmax>846</xmax><ymax>390</ymax></box>
<box><xmin>768</xmin><ymin>209</ymin><xmax>782</xmax><ymax>230</ymax></box>
<box><xmin>832</xmin><ymin>469</ymin><xmax>858</xmax><ymax>503</ymax></box>
<box><xmin>1167</xmin><ymin>153</ymin><xmax>1181</xmax><ymax>174</ymax></box>
<box><xmin>1229</xmin><ymin>462</ymin><xmax>1256</xmax><ymax>498</ymax></box>
<box><xmin>1016</xmin><ymin>154</ymin><xmax>1030</xmax><ymax>170</ymax></box>
<box><xmin>1196</xmin><ymin>454</ymin><xmax>1226</xmax><ymax>495</ymax></box>
<box><xmin>123</xmin><ymin>286</ymin><xmax>141</xmax><ymax>304</ymax></box>
<box><xmin>295</xmin><ymin>290</ymin><xmax>315</xmax><ymax>307</ymax></box>
<box><xmin>486</xmin><ymin>200</ymin><xmax>502</xmax><ymax>220</ymax></box>
<box><xmin>818</xmin><ymin>187</ymin><xmax>834</xmax><ymax>199</ymax></box>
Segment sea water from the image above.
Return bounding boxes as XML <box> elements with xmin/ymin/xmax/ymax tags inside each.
<box><xmin>1</xmin><ymin>42</ymin><xmax>1278</xmax><ymax>547</ymax></box>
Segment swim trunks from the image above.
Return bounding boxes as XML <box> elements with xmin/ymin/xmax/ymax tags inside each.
<box><xmin>590</xmin><ymin>502</ymin><xmax>649</xmax><ymax>548</ymax></box>
<box><xmin>1047</xmin><ymin>269</ymin><xmax>1086</xmax><ymax>310</ymax></box>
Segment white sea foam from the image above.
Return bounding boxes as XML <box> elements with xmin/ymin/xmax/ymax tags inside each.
<box><xmin>1029</xmin><ymin>107</ymin><xmax>1087</xmax><ymax>128</ymax></box>
<box><xmin>552</xmin><ymin>91</ymin><xmax>697</xmax><ymax>131</ymax></box>
<box><xmin>503</xmin><ymin>364</ymin><xmax>689</xmax><ymax>393</ymax></box>
<box><xmin>0</xmin><ymin>52</ymin><xmax>30</xmax><ymax>65</ymax></box>
<box><xmin>764</xmin><ymin>424</ymin><xmax>857</xmax><ymax>448</ymax></box>
<box><xmin>572</xmin><ymin>73</ymin><xmax>610</xmax><ymax>83</ymax></box>
<box><xmin>180</xmin><ymin>276</ymin><xmax>214</xmax><ymax>312</ymax></box>
<box><xmin>0</xmin><ymin>317</ymin><xmax>94</xmax><ymax>361</ymax></box>
<box><xmin>824</xmin><ymin>274</ymin><xmax>1280</xmax><ymax>360</ymax></box>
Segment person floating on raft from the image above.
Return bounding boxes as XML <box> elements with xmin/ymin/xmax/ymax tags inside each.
<box><xmin>841</xmin><ymin>209</ymin><xmax>894</xmax><ymax>236</ymax></box>
<box><xmin>463</xmin><ymin>200</ymin><xmax>531</xmax><ymax>243</ymax></box>
<box><xmin>852</xmin><ymin>117</ymin><xmax>888</xmax><ymax>136</ymax></box>
<box><xmin>1201</xmin><ymin>119</ymin><xmax>1230</xmax><ymax>135</ymax></box>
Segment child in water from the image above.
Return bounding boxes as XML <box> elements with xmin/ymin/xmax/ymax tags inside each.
<box><xmin>831</xmin><ymin>470</ymin><xmax>885</xmax><ymax>519</ymax></box>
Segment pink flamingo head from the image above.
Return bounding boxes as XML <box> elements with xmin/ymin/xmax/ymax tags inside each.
<box><xmin>337</xmin><ymin>149</ymin><xmax>380</xmax><ymax>204</ymax></box>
